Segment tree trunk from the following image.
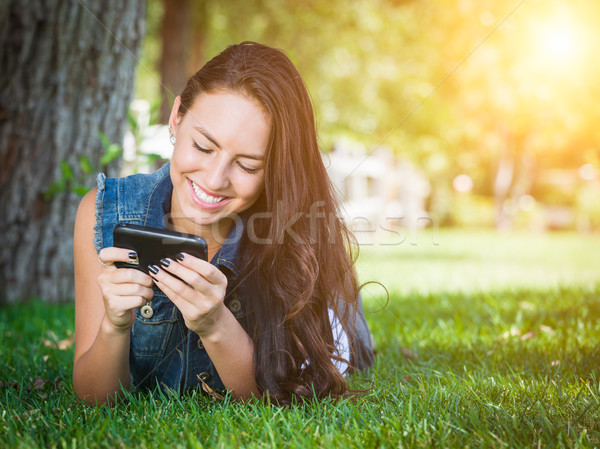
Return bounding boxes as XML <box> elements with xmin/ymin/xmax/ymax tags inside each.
<box><xmin>0</xmin><ymin>0</ymin><xmax>146</xmax><ymax>303</ymax></box>
<box><xmin>494</xmin><ymin>151</ymin><xmax>515</xmax><ymax>230</ymax></box>
<box><xmin>186</xmin><ymin>0</ymin><xmax>208</xmax><ymax>76</ymax></box>
<box><xmin>493</xmin><ymin>124</ymin><xmax>516</xmax><ymax>231</ymax></box>
<box><xmin>158</xmin><ymin>0</ymin><xmax>191</xmax><ymax>123</ymax></box>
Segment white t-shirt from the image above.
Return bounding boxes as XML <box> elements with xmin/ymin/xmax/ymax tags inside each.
<box><xmin>300</xmin><ymin>309</ymin><xmax>350</xmax><ymax>375</ymax></box>
<box><xmin>329</xmin><ymin>308</ymin><xmax>350</xmax><ymax>375</ymax></box>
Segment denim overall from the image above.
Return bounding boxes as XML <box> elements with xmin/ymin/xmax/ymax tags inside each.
<box><xmin>94</xmin><ymin>163</ymin><xmax>374</xmax><ymax>395</ymax></box>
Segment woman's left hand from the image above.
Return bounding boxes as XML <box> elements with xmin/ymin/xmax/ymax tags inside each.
<box><xmin>148</xmin><ymin>253</ymin><xmax>228</xmax><ymax>337</ymax></box>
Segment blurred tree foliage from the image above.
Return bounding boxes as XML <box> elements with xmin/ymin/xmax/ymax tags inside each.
<box><xmin>134</xmin><ymin>0</ymin><xmax>600</xmax><ymax>222</ymax></box>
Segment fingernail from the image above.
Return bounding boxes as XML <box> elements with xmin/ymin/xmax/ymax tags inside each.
<box><xmin>148</xmin><ymin>265</ymin><xmax>159</xmax><ymax>275</ymax></box>
<box><xmin>175</xmin><ymin>253</ymin><xmax>185</xmax><ymax>261</ymax></box>
<box><xmin>160</xmin><ymin>258</ymin><xmax>170</xmax><ymax>268</ymax></box>
<box><xmin>129</xmin><ymin>251</ymin><xmax>138</xmax><ymax>260</ymax></box>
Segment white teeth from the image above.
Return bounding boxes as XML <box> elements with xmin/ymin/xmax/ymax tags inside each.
<box><xmin>191</xmin><ymin>181</ymin><xmax>225</xmax><ymax>204</ymax></box>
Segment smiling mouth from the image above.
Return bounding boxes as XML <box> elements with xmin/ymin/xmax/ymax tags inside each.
<box><xmin>190</xmin><ymin>180</ymin><xmax>228</xmax><ymax>204</ymax></box>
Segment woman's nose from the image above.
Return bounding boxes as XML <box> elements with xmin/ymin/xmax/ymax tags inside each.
<box><xmin>204</xmin><ymin>154</ymin><xmax>230</xmax><ymax>191</ymax></box>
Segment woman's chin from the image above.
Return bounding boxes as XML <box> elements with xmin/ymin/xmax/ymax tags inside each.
<box><xmin>169</xmin><ymin>211</ymin><xmax>219</xmax><ymax>233</ymax></box>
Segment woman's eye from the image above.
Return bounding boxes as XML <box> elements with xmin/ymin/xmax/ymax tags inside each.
<box><xmin>192</xmin><ymin>141</ymin><xmax>212</xmax><ymax>154</ymax></box>
<box><xmin>237</xmin><ymin>162</ymin><xmax>260</xmax><ymax>174</ymax></box>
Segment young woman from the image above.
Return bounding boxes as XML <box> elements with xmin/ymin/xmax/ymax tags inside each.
<box><xmin>73</xmin><ymin>41</ymin><xmax>374</xmax><ymax>406</ymax></box>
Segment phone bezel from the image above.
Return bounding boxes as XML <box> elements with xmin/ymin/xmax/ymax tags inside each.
<box><xmin>112</xmin><ymin>223</ymin><xmax>208</xmax><ymax>273</ymax></box>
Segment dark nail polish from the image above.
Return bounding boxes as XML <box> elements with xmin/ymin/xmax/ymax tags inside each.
<box><xmin>148</xmin><ymin>265</ymin><xmax>159</xmax><ymax>275</ymax></box>
<box><xmin>175</xmin><ymin>253</ymin><xmax>185</xmax><ymax>261</ymax></box>
<box><xmin>128</xmin><ymin>251</ymin><xmax>138</xmax><ymax>260</ymax></box>
<box><xmin>160</xmin><ymin>258</ymin><xmax>170</xmax><ymax>268</ymax></box>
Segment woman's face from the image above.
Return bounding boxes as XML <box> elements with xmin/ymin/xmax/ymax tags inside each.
<box><xmin>169</xmin><ymin>91</ymin><xmax>270</xmax><ymax>233</ymax></box>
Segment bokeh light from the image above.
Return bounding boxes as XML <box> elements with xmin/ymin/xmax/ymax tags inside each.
<box><xmin>453</xmin><ymin>174</ymin><xmax>474</xmax><ymax>193</ymax></box>
<box><xmin>531</xmin><ymin>9</ymin><xmax>584</xmax><ymax>71</ymax></box>
<box><xmin>579</xmin><ymin>163</ymin><xmax>597</xmax><ymax>181</ymax></box>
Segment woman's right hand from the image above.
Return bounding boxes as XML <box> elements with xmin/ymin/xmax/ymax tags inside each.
<box><xmin>97</xmin><ymin>247</ymin><xmax>154</xmax><ymax>331</ymax></box>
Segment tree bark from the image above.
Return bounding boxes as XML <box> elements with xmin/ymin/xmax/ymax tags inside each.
<box><xmin>158</xmin><ymin>0</ymin><xmax>191</xmax><ymax>123</ymax></box>
<box><xmin>0</xmin><ymin>0</ymin><xmax>146</xmax><ymax>303</ymax></box>
<box><xmin>185</xmin><ymin>0</ymin><xmax>208</xmax><ymax>76</ymax></box>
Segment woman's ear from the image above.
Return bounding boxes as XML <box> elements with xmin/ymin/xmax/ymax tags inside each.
<box><xmin>168</xmin><ymin>96</ymin><xmax>182</xmax><ymax>132</ymax></box>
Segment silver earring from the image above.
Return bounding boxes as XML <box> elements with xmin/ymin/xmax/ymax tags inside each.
<box><xmin>170</xmin><ymin>134</ymin><xmax>176</xmax><ymax>145</ymax></box>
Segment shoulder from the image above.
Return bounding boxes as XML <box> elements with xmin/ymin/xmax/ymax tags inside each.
<box><xmin>74</xmin><ymin>188</ymin><xmax>98</xmax><ymax>255</ymax></box>
<box><xmin>75</xmin><ymin>188</ymin><xmax>97</xmax><ymax>229</ymax></box>
<box><xmin>98</xmin><ymin>163</ymin><xmax>171</xmax><ymax>200</ymax></box>
<box><xmin>104</xmin><ymin>164</ymin><xmax>171</xmax><ymax>212</ymax></box>
<box><xmin>92</xmin><ymin>164</ymin><xmax>173</xmax><ymax>249</ymax></box>
<box><xmin>116</xmin><ymin>163</ymin><xmax>171</xmax><ymax>191</ymax></box>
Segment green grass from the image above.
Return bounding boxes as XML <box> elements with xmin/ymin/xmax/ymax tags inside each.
<box><xmin>2</xmin><ymin>230</ymin><xmax>600</xmax><ymax>448</ymax></box>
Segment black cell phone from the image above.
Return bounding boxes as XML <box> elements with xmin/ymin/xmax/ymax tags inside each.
<box><xmin>112</xmin><ymin>223</ymin><xmax>208</xmax><ymax>273</ymax></box>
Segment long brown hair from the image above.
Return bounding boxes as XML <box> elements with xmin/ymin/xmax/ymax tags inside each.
<box><xmin>178</xmin><ymin>42</ymin><xmax>362</xmax><ymax>404</ymax></box>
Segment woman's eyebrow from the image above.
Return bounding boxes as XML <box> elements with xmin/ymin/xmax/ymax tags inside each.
<box><xmin>192</xmin><ymin>124</ymin><xmax>264</xmax><ymax>161</ymax></box>
<box><xmin>193</xmin><ymin>125</ymin><xmax>221</xmax><ymax>149</ymax></box>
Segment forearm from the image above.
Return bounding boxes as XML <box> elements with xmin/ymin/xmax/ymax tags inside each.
<box><xmin>72</xmin><ymin>315</ymin><xmax>131</xmax><ymax>406</ymax></box>
<box><xmin>201</xmin><ymin>309</ymin><xmax>259</xmax><ymax>400</ymax></box>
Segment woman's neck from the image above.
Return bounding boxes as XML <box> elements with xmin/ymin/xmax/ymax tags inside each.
<box><xmin>168</xmin><ymin>216</ymin><xmax>233</xmax><ymax>262</ymax></box>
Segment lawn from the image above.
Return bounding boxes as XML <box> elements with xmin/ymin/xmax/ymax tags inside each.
<box><xmin>2</xmin><ymin>229</ymin><xmax>600</xmax><ymax>448</ymax></box>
